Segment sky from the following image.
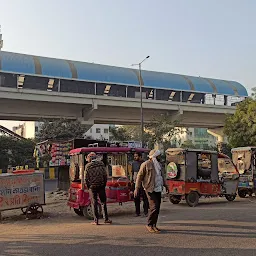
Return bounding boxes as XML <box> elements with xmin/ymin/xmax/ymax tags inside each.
<box><xmin>0</xmin><ymin>0</ymin><xmax>255</xmax><ymax>129</ymax></box>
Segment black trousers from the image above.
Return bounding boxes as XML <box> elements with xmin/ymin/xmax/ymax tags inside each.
<box><xmin>134</xmin><ymin>187</ymin><xmax>149</xmax><ymax>215</ymax></box>
<box><xmin>146</xmin><ymin>191</ymin><xmax>162</xmax><ymax>227</ymax></box>
<box><xmin>89</xmin><ymin>187</ymin><xmax>109</xmax><ymax>222</ymax></box>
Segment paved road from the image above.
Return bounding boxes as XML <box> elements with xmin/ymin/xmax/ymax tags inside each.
<box><xmin>0</xmin><ymin>197</ymin><xmax>256</xmax><ymax>256</ymax></box>
<box><xmin>44</xmin><ymin>179</ymin><xmax>58</xmax><ymax>192</ymax></box>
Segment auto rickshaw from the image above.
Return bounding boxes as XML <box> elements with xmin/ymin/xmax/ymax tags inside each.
<box><xmin>231</xmin><ymin>147</ymin><xmax>256</xmax><ymax>198</ymax></box>
<box><xmin>67</xmin><ymin>146</ymin><xmax>149</xmax><ymax>219</ymax></box>
<box><xmin>165</xmin><ymin>148</ymin><xmax>239</xmax><ymax>207</ymax></box>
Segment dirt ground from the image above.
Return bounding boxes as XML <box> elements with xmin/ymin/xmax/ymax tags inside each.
<box><xmin>0</xmin><ymin>190</ymin><xmax>139</xmax><ymax>223</ymax></box>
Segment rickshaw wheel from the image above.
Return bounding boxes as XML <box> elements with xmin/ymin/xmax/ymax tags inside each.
<box><xmin>21</xmin><ymin>207</ymin><xmax>27</xmax><ymax>215</ymax></box>
<box><xmin>169</xmin><ymin>195</ymin><xmax>181</xmax><ymax>204</ymax></box>
<box><xmin>238</xmin><ymin>190</ymin><xmax>247</xmax><ymax>198</ymax></box>
<box><xmin>74</xmin><ymin>208</ymin><xmax>84</xmax><ymax>216</ymax></box>
<box><xmin>225</xmin><ymin>194</ymin><xmax>236</xmax><ymax>201</ymax></box>
<box><xmin>82</xmin><ymin>204</ymin><xmax>102</xmax><ymax>220</ymax></box>
<box><xmin>26</xmin><ymin>203</ymin><xmax>43</xmax><ymax>219</ymax></box>
<box><xmin>185</xmin><ymin>192</ymin><xmax>199</xmax><ymax>207</ymax></box>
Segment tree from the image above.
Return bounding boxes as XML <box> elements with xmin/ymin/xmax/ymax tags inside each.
<box><xmin>109</xmin><ymin>126</ymin><xmax>132</xmax><ymax>141</ymax></box>
<box><xmin>224</xmin><ymin>98</ymin><xmax>256</xmax><ymax>148</ymax></box>
<box><xmin>181</xmin><ymin>140</ymin><xmax>197</xmax><ymax>149</ymax></box>
<box><xmin>36</xmin><ymin>118</ymin><xmax>92</xmax><ymax>141</ymax></box>
<box><xmin>145</xmin><ymin>113</ymin><xmax>184</xmax><ymax>147</ymax></box>
<box><xmin>0</xmin><ymin>136</ymin><xmax>36</xmax><ymax>170</ymax></box>
<box><xmin>251</xmin><ymin>87</ymin><xmax>256</xmax><ymax>100</ymax></box>
<box><xmin>110</xmin><ymin>113</ymin><xmax>184</xmax><ymax>150</ymax></box>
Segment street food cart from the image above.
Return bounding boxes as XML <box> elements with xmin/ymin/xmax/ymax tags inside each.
<box><xmin>0</xmin><ymin>170</ymin><xmax>45</xmax><ymax>220</ymax></box>
<box><xmin>231</xmin><ymin>147</ymin><xmax>256</xmax><ymax>197</ymax></box>
<box><xmin>166</xmin><ymin>148</ymin><xmax>239</xmax><ymax>207</ymax></box>
<box><xmin>67</xmin><ymin>146</ymin><xmax>149</xmax><ymax>219</ymax></box>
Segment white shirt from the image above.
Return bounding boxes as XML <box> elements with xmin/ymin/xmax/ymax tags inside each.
<box><xmin>154</xmin><ymin>168</ymin><xmax>163</xmax><ymax>192</ymax></box>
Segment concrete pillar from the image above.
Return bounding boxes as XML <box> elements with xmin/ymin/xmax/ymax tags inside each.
<box><xmin>207</xmin><ymin>127</ymin><xmax>229</xmax><ymax>154</ymax></box>
<box><xmin>207</xmin><ymin>127</ymin><xmax>225</xmax><ymax>143</ymax></box>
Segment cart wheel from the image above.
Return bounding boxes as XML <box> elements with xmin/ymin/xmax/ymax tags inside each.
<box><xmin>185</xmin><ymin>192</ymin><xmax>199</xmax><ymax>207</ymax></box>
<box><xmin>238</xmin><ymin>190</ymin><xmax>247</xmax><ymax>198</ymax></box>
<box><xmin>21</xmin><ymin>207</ymin><xmax>27</xmax><ymax>215</ymax></box>
<box><xmin>74</xmin><ymin>208</ymin><xmax>84</xmax><ymax>216</ymax></box>
<box><xmin>26</xmin><ymin>203</ymin><xmax>43</xmax><ymax>219</ymax></box>
<box><xmin>225</xmin><ymin>194</ymin><xmax>236</xmax><ymax>201</ymax></box>
<box><xmin>169</xmin><ymin>195</ymin><xmax>181</xmax><ymax>204</ymax></box>
<box><xmin>82</xmin><ymin>204</ymin><xmax>102</xmax><ymax>220</ymax></box>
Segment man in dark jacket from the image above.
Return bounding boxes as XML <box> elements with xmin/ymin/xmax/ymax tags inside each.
<box><xmin>132</xmin><ymin>152</ymin><xmax>149</xmax><ymax>217</ymax></box>
<box><xmin>85</xmin><ymin>152</ymin><xmax>112</xmax><ymax>225</ymax></box>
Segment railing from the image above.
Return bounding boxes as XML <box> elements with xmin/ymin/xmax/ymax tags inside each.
<box><xmin>0</xmin><ymin>72</ymin><xmax>246</xmax><ymax>107</ymax></box>
<box><xmin>0</xmin><ymin>125</ymin><xmax>25</xmax><ymax>140</ymax></box>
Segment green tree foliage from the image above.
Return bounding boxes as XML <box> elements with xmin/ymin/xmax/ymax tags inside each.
<box><xmin>181</xmin><ymin>140</ymin><xmax>197</xmax><ymax>149</ymax></box>
<box><xmin>36</xmin><ymin>119</ymin><xmax>91</xmax><ymax>141</ymax></box>
<box><xmin>145</xmin><ymin>113</ymin><xmax>183</xmax><ymax>145</ymax></box>
<box><xmin>109</xmin><ymin>126</ymin><xmax>133</xmax><ymax>141</ymax></box>
<box><xmin>110</xmin><ymin>113</ymin><xmax>183</xmax><ymax>149</ymax></box>
<box><xmin>181</xmin><ymin>140</ymin><xmax>217</xmax><ymax>151</ymax></box>
<box><xmin>251</xmin><ymin>87</ymin><xmax>256</xmax><ymax>100</ymax></box>
<box><xmin>224</xmin><ymin>98</ymin><xmax>256</xmax><ymax>148</ymax></box>
<box><xmin>0</xmin><ymin>136</ymin><xmax>35</xmax><ymax>170</ymax></box>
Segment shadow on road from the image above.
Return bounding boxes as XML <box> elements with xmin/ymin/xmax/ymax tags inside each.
<box><xmin>0</xmin><ymin>234</ymin><xmax>255</xmax><ymax>256</ymax></box>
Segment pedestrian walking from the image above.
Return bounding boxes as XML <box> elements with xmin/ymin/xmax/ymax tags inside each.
<box><xmin>85</xmin><ymin>152</ymin><xmax>112</xmax><ymax>225</ymax></box>
<box><xmin>132</xmin><ymin>152</ymin><xmax>149</xmax><ymax>217</ymax></box>
<box><xmin>134</xmin><ymin>149</ymin><xmax>169</xmax><ymax>233</ymax></box>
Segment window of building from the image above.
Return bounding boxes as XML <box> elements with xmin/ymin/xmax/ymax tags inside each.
<box><xmin>90</xmin><ymin>129</ymin><xmax>92</xmax><ymax>133</ymax></box>
<box><xmin>96</xmin><ymin>128</ymin><xmax>101</xmax><ymax>133</ymax></box>
<box><xmin>104</xmin><ymin>129</ymin><xmax>109</xmax><ymax>134</ymax></box>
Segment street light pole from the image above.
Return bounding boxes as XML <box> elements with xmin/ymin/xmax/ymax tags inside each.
<box><xmin>132</xmin><ymin>56</ymin><xmax>150</xmax><ymax>147</ymax></box>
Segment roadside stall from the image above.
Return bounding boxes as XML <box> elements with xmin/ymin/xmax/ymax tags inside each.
<box><xmin>0</xmin><ymin>170</ymin><xmax>45</xmax><ymax>220</ymax></box>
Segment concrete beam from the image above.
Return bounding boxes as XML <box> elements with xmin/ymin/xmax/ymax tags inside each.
<box><xmin>0</xmin><ymin>87</ymin><xmax>236</xmax><ymax>114</ymax></box>
<box><xmin>207</xmin><ymin>127</ymin><xmax>225</xmax><ymax>143</ymax></box>
<box><xmin>0</xmin><ymin>87</ymin><xmax>235</xmax><ymax>128</ymax></box>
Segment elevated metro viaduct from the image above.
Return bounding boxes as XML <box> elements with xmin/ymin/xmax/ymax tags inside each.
<box><xmin>0</xmin><ymin>51</ymin><xmax>248</xmax><ymax>139</ymax></box>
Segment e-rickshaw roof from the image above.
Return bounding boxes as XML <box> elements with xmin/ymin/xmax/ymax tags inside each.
<box><xmin>231</xmin><ymin>147</ymin><xmax>256</xmax><ymax>153</ymax></box>
<box><xmin>165</xmin><ymin>148</ymin><xmax>218</xmax><ymax>155</ymax></box>
<box><xmin>165</xmin><ymin>148</ymin><xmax>230</xmax><ymax>159</ymax></box>
<box><xmin>69</xmin><ymin>147</ymin><xmax>149</xmax><ymax>155</ymax></box>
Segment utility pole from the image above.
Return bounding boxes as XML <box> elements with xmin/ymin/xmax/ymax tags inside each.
<box><xmin>132</xmin><ymin>56</ymin><xmax>150</xmax><ymax>147</ymax></box>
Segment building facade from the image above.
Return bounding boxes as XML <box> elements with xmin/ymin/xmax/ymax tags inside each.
<box><xmin>171</xmin><ymin>127</ymin><xmax>217</xmax><ymax>148</ymax></box>
<box><xmin>13</xmin><ymin>121</ymin><xmax>110</xmax><ymax>141</ymax></box>
<box><xmin>84</xmin><ymin>124</ymin><xmax>110</xmax><ymax>141</ymax></box>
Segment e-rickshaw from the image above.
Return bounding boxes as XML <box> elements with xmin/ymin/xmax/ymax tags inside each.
<box><xmin>165</xmin><ymin>148</ymin><xmax>239</xmax><ymax>207</ymax></box>
<box><xmin>67</xmin><ymin>146</ymin><xmax>149</xmax><ymax>219</ymax></box>
<box><xmin>231</xmin><ymin>147</ymin><xmax>256</xmax><ymax>198</ymax></box>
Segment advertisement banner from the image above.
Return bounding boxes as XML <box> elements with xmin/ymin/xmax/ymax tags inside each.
<box><xmin>0</xmin><ymin>172</ymin><xmax>45</xmax><ymax>211</ymax></box>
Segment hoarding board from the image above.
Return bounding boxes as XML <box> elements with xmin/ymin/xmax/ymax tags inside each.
<box><xmin>0</xmin><ymin>172</ymin><xmax>45</xmax><ymax>211</ymax></box>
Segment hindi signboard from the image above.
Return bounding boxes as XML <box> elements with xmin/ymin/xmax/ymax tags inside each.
<box><xmin>0</xmin><ymin>172</ymin><xmax>45</xmax><ymax>211</ymax></box>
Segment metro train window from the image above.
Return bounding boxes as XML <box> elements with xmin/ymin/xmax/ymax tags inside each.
<box><xmin>0</xmin><ymin>72</ymin><xmax>16</xmax><ymax>88</ymax></box>
<box><xmin>108</xmin><ymin>84</ymin><xmax>126</xmax><ymax>97</ymax></box>
<box><xmin>60</xmin><ymin>80</ymin><xmax>94</xmax><ymax>94</ymax></box>
<box><xmin>126</xmin><ymin>86</ymin><xmax>138</xmax><ymax>98</ymax></box>
<box><xmin>0</xmin><ymin>74</ymin><xmax>4</xmax><ymax>86</ymax></box>
<box><xmin>24</xmin><ymin>76</ymin><xmax>51</xmax><ymax>91</ymax></box>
